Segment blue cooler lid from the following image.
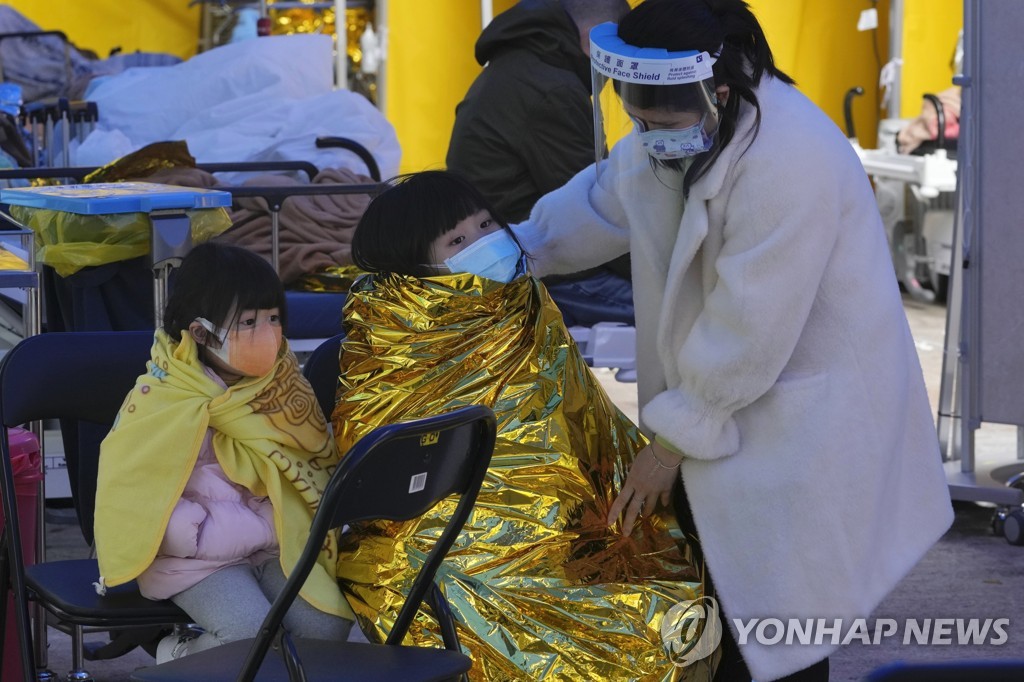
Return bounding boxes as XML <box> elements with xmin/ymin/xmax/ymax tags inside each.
<box><xmin>0</xmin><ymin>182</ymin><xmax>232</xmax><ymax>215</ymax></box>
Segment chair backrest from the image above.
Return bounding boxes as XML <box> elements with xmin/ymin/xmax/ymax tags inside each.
<box><xmin>0</xmin><ymin>331</ymin><xmax>153</xmax><ymax>427</ymax></box>
<box><xmin>300</xmin><ymin>332</ymin><xmax>345</xmax><ymax>421</ymax></box>
<box><xmin>0</xmin><ymin>331</ymin><xmax>153</xmax><ymax>543</ymax></box>
<box><xmin>237</xmin><ymin>403</ymin><xmax>498</xmax><ymax>681</ymax></box>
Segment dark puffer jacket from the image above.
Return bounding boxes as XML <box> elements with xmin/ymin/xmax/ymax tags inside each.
<box><xmin>446</xmin><ymin>0</ymin><xmax>593</xmax><ymax>224</ymax></box>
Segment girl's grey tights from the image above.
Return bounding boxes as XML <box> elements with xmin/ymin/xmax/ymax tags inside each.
<box><xmin>170</xmin><ymin>559</ymin><xmax>353</xmax><ymax>655</ymax></box>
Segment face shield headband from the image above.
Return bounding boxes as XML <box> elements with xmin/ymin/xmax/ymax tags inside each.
<box><xmin>590</xmin><ymin>22</ymin><xmax>720</xmax><ymax>167</ymax></box>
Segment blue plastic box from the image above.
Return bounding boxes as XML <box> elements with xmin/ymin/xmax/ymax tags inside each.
<box><xmin>0</xmin><ymin>182</ymin><xmax>232</xmax><ymax>215</ymax></box>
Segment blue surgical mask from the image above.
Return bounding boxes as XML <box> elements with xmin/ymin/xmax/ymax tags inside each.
<box><xmin>634</xmin><ymin>114</ymin><xmax>714</xmax><ymax>160</ymax></box>
<box><xmin>443</xmin><ymin>230</ymin><xmax>522</xmax><ymax>283</ymax></box>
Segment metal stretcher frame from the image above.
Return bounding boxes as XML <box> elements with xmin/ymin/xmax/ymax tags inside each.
<box><xmin>219</xmin><ymin>181</ymin><xmax>381</xmax><ymax>275</ymax></box>
<box><xmin>0</xmin><ymin>160</ymin><xmax>322</xmax><ymax>184</ymax></box>
<box><xmin>936</xmin><ymin>0</ymin><xmax>1024</xmax><ymax>510</ymax></box>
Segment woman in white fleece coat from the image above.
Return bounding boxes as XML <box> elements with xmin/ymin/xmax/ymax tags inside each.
<box><xmin>513</xmin><ymin>1</ymin><xmax>953</xmax><ymax>680</ymax></box>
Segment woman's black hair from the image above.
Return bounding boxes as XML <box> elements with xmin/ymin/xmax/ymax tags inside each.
<box><xmin>617</xmin><ymin>0</ymin><xmax>794</xmax><ymax>195</ymax></box>
<box><xmin>351</xmin><ymin>170</ymin><xmax>522</xmax><ymax>277</ymax></box>
<box><xmin>162</xmin><ymin>241</ymin><xmax>287</xmax><ymax>338</ymax></box>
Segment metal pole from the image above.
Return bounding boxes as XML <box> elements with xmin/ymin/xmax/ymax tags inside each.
<box><xmin>937</xmin><ymin>163</ymin><xmax>964</xmax><ymax>462</ymax></box>
<box><xmin>335</xmin><ymin>0</ymin><xmax>348</xmax><ymax>89</ymax></box>
<box><xmin>154</xmin><ymin>267</ymin><xmax>170</xmax><ymax>331</ymax></box>
<box><xmin>60</xmin><ymin>110</ymin><xmax>71</xmax><ymax>167</ymax></box>
<box><xmin>44</xmin><ymin>113</ymin><xmax>55</xmax><ymax>167</ymax></box>
<box><xmin>888</xmin><ymin>0</ymin><xmax>904</xmax><ymax>118</ymax></box>
<box><xmin>481</xmin><ymin>0</ymin><xmax>493</xmax><ymax>29</ymax></box>
<box><xmin>25</xmin><ymin>231</ymin><xmax>53</xmax><ymax>677</ymax></box>
<box><xmin>958</xmin><ymin>0</ymin><xmax>981</xmax><ymax>475</ymax></box>
<box><xmin>271</xmin><ymin>210</ymin><xmax>281</xmax><ymax>275</ymax></box>
<box><xmin>376</xmin><ymin>0</ymin><xmax>388</xmax><ymax>113</ymax></box>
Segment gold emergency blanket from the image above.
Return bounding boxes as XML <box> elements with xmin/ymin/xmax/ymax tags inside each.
<box><xmin>332</xmin><ymin>272</ymin><xmax>715</xmax><ymax>681</ymax></box>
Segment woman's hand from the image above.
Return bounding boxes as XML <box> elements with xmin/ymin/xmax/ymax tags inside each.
<box><xmin>606</xmin><ymin>441</ymin><xmax>683</xmax><ymax>533</ymax></box>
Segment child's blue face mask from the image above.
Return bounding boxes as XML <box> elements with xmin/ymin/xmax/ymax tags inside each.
<box><xmin>441</xmin><ymin>230</ymin><xmax>522</xmax><ymax>283</ymax></box>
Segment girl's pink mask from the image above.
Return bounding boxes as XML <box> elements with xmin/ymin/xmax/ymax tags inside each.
<box><xmin>196</xmin><ymin>316</ymin><xmax>282</xmax><ymax>378</ymax></box>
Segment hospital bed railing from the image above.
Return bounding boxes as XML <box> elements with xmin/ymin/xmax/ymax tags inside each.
<box><xmin>0</xmin><ymin>160</ymin><xmax>322</xmax><ymax>184</ymax></box>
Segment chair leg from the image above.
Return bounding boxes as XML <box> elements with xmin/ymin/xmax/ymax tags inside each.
<box><xmin>1</xmin><ymin>526</ymin><xmax>39</xmax><ymax>682</ymax></box>
<box><xmin>33</xmin><ymin>603</ymin><xmax>53</xmax><ymax>669</ymax></box>
<box><xmin>32</xmin><ymin>611</ymin><xmax>57</xmax><ymax>682</ymax></box>
<box><xmin>65</xmin><ymin>624</ymin><xmax>93</xmax><ymax>682</ymax></box>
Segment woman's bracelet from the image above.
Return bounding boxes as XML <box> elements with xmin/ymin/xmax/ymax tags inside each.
<box><xmin>650</xmin><ymin>444</ymin><xmax>682</xmax><ymax>470</ymax></box>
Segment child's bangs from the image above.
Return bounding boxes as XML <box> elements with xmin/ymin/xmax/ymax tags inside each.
<box><xmin>435</xmin><ymin>189</ymin><xmax>485</xmax><ymax>235</ymax></box>
<box><xmin>225</xmin><ymin>259</ymin><xmax>286</xmax><ymax>323</ymax></box>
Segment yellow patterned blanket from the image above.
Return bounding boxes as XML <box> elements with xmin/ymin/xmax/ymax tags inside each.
<box><xmin>332</xmin><ymin>271</ymin><xmax>714</xmax><ymax>680</ymax></box>
<box><xmin>95</xmin><ymin>330</ymin><xmax>352</xmax><ymax>619</ymax></box>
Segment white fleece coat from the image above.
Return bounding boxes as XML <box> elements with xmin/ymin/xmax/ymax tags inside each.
<box><xmin>516</xmin><ymin>76</ymin><xmax>953</xmax><ymax>681</ymax></box>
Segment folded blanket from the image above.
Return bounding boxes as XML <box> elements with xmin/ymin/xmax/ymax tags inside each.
<box><xmin>95</xmin><ymin>330</ymin><xmax>352</xmax><ymax>620</ymax></box>
<box><xmin>332</xmin><ymin>271</ymin><xmax>714</xmax><ymax>681</ymax></box>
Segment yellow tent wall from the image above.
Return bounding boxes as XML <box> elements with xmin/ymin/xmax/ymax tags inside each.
<box><xmin>383</xmin><ymin>0</ymin><xmax>490</xmax><ymax>173</ymax></box>
<box><xmin>898</xmin><ymin>0</ymin><xmax>962</xmax><ymax>119</ymax></box>
<box><xmin>5</xmin><ymin>0</ymin><xmax>199</xmax><ymax>60</ymax></box>
<box><xmin>389</xmin><ymin>1</ymin><xmax>893</xmax><ymax>171</ymax></box>
<box><xmin>752</xmin><ymin>0</ymin><xmax>890</xmax><ymax>147</ymax></box>
<box><xmin>384</xmin><ymin>0</ymin><xmax>515</xmax><ymax>173</ymax></box>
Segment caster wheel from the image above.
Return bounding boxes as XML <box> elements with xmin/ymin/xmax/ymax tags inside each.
<box><xmin>992</xmin><ymin>509</ymin><xmax>1007</xmax><ymax>537</ymax></box>
<box><xmin>1004</xmin><ymin>509</ymin><xmax>1024</xmax><ymax>546</ymax></box>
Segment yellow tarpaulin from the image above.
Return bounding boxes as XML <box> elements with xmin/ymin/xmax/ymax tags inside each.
<box><xmin>898</xmin><ymin>0</ymin><xmax>961</xmax><ymax>118</ymax></box>
<box><xmin>6</xmin><ymin>0</ymin><xmax>199</xmax><ymax>60</ymax></box>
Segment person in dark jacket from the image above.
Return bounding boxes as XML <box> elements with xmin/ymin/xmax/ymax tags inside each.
<box><xmin>446</xmin><ymin>0</ymin><xmax>634</xmax><ymax>328</ymax></box>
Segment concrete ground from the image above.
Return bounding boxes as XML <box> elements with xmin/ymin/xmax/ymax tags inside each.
<box><xmin>30</xmin><ymin>294</ymin><xmax>1024</xmax><ymax>680</ymax></box>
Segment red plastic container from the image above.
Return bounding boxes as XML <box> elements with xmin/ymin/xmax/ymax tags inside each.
<box><xmin>2</xmin><ymin>427</ymin><xmax>42</xmax><ymax>681</ymax></box>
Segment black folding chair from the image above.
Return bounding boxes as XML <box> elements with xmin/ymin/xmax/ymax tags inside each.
<box><xmin>130</xmin><ymin>403</ymin><xmax>496</xmax><ymax>682</ymax></box>
<box><xmin>0</xmin><ymin>331</ymin><xmax>191</xmax><ymax>681</ymax></box>
<box><xmin>300</xmin><ymin>333</ymin><xmax>345</xmax><ymax>420</ymax></box>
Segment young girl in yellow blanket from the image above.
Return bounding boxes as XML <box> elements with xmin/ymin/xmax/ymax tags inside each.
<box><xmin>94</xmin><ymin>242</ymin><xmax>354</xmax><ymax>663</ymax></box>
<box><xmin>333</xmin><ymin>171</ymin><xmax>717</xmax><ymax>682</ymax></box>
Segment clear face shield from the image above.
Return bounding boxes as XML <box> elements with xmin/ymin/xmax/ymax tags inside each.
<box><xmin>590</xmin><ymin>22</ymin><xmax>720</xmax><ymax>176</ymax></box>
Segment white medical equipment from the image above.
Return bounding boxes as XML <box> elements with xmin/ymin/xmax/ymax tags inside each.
<box><xmin>846</xmin><ymin>88</ymin><xmax>958</xmax><ymax>303</ymax></box>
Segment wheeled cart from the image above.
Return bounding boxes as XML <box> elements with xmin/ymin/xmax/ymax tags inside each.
<box><xmin>1</xmin><ymin>182</ymin><xmax>233</xmax><ymax>329</ymax></box>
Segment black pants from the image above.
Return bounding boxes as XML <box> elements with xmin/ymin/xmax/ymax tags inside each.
<box><xmin>672</xmin><ymin>483</ymin><xmax>830</xmax><ymax>682</ymax></box>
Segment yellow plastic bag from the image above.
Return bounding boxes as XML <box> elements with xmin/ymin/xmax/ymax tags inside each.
<box><xmin>9</xmin><ymin>205</ymin><xmax>232</xmax><ymax>277</ymax></box>
<box><xmin>0</xmin><ymin>247</ymin><xmax>30</xmax><ymax>271</ymax></box>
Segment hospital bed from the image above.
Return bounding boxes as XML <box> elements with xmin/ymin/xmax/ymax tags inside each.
<box><xmin>0</xmin><ymin>29</ymin><xmax>101</xmax><ymax>168</ymax></box>
<box><xmin>1</xmin><ymin>157</ymin><xmax>638</xmax><ymax>379</ymax></box>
